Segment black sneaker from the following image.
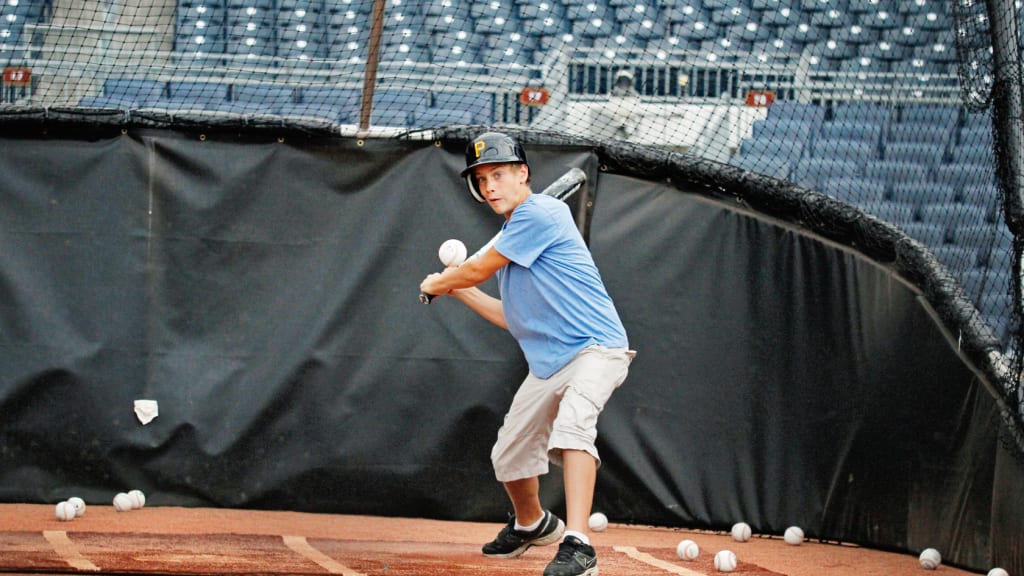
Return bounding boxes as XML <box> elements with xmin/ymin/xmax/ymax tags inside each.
<box><xmin>543</xmin><ymin>535</ymin><xmax>598</xmax><ymax>576</ymax></box>
<box><xmin>481</xmin><ymin>510</ymin><xmax>565</xmax><ymax>558</ymax></box>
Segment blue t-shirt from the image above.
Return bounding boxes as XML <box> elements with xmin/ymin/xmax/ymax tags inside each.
<box><xmin>495</xmin><ymin>193</ymin><xmax>628</xmax><ymax>378</ymax></box>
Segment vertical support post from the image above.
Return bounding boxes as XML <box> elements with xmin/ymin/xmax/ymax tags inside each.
<box><xmin>360</xmin><ymin>0</ymin><xmax>386</xmax><ymax>132</ymax></box>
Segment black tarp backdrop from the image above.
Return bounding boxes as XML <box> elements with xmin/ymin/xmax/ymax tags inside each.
<box><xmin>0</xmin><ymin>130</ymin><xmax>1021</xmax><ymax>573</ymax></box>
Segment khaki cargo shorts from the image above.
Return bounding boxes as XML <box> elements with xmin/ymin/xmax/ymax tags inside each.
<box><xmin>491</xmin><ymin>345</ymin><xmax>635</xmax><ymax>482</ymax></box>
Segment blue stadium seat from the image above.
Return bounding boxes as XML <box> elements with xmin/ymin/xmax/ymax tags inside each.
<box><xmin>752</xmin><ymin>0</ymin><xmax>797</xmax><ymax>8</ymax></box>
<box><xmin>881</xmin><ymin>25</ymin><xmax>933</xmax><ymax>47</ymax></box>
<box><xmin>961</xmin><ymin>268</ymin><xmax>1010</xmax><ymax>301</ymax></box>
<box><xmin>728</xmin><ymin>154</ymin><xmax>792</xmax><ymax>179</ymax></box>
<box><xmin>710</xmin><ymin>6</ymin><xmax>752</xmax><ymax>25</ymax></box>
<box><xmin>432</xmin><ymin>91</ymin><xmax>493</xmax><ymax>123</ymax></box>
<box><xmin>791</xmin><ymin>157</ymin><xmax>861</xmax><ymax>189</ymax></box>
<box><xmin>833</xmin><ymin>24</ymin><xmax>880</xmax><ymax>44</ymax></box>
<box><xmin>919</xmin><ymin>203</ymin><xmax>989</xmax><ymax>231</ymax></box>
<box><xmin>230</xmin><ymin>83</ymin><xmax>295</xmax><ymax>113</ymax></box>
<box><xmin>471</xmin><ymin>0</ymin><xmax>513</xmax><ymax>20</ymax></box>
<box><xmin>857</xmin><ymin>8</ymin><xmax>903</xmax><ymax>30</ymax></box>
<box><xmin>831</xmin><ymin>101</ymin><xmax>894</xmax><ymax>125</ymax></box>
<box><xmin>104</xmin><ymin>78</ymin><xmax>167</xmax><ymax>105</ymax></box>
<box><xmin>148</xmin><ymin>81</ymin><xmax>231</xmax><ymax>111</ymax></box>
<box><xmin>800</xmin><ymin>0</ymin><xmax>850</xmax><ymax>10</ymax></box>
<box><xmin>900</xmin><ymin>221</ymin><xmax>948</xmax><ymax>247</ymax></box>
<box><xmin>859</xmin><ymin>39</ymin><xmax>908</xmax><ymax>61</ymax></box>
<box><xmin>889</xmin><ymin>181</ymin><xmax>956</xmax><ymax>207</ymax></box>
<box><xmin>811</xmin><ymin>138</ymin><xmax>879</xmax><ymax>162</ymax></box>
<box><xmin>775</xmin><ymin>21</ymin><xmax>824</xmax><ymax>45</ymax></box>
<box><xmin>959</xmin><ymin>123</ymin><xmax>993</xmax><ymax>147</ymax></box>
<box><xmin>907</xmin><ymin>9</ymin><xmax>949</xmax><ymax>31</ymax></box>
<box><xmin>767</xmin><ymin>101</ymin><xmax>826</xmax><ymax>124</ymax></box>
<box><xmin>899</xmin><ymin>104</ymin><xmax>959</xmax><ymax>128</ymax></box>
<box><xmin>886</xmin><ymin>122</ymin><xmax>952</xmax><ymax>145</ymax></box>
<box><xmin>890</xmin><ymin>58</ymin><xmax>947</xmax><ymax>77</ymax></box>
<box><xmin>809</xmin><ymin>8</ymin><xmax>852</xmax><ymax>28</ymax></box>
<box><xmin>838</xmin><ymin>55</ymin><xmax>891</xmax><ymax>77</ymax></box>
<box><xmin>931</xmin><ymin>245</ymin><xmax>979</xmax><ymax>272</ymax></box>
<box><xmin>862</xmin><ymin>159</ymin><xmax>928</xmax><ymax>184</ymax></box>
<box><xmin>371</xmin><ymin>108</ymin><xmax>412</xmax><ymax>127</ymax></box>
<box><xmin>818</xmin><ymin>119</ymin><xmax>884</xmax><ymax>144</ymax></box>
<box><xmin>913</xmin><ymin>38</ymin><xmax>956</xmax><ymax>64</ymax></box>
<box><xmin>951</xmin><ymin>142</ymin><xmax>993</xmax><ymax>165</ymax></box>
<box><xmin>934</xmin><ymin>162</ymin><xmax>996</xmax><ymax>189</ymax></box>
<box><xmin>285</xmin><ymin>86</ymin><xmax>360</xmax><ymax>123</ymax></box>
<box><xmin>860</xmin><ymin>200</ymin><xmax>917</xmax><ymax>225</ymax></box>
<box><xmin>752</xmin><ymin>117</ymin><xmax>819</xmax><ymax>143</ymax></box>
<box><xmin>821</xmin><ymin>176</ymin><xmax>886</xmax><ymax>205</ymax></box>
<box><xmin>884</xmin><ymin>141</ymin><xmax>946</xmax><ymax>166</ymax></box>
<box><xmin>615</xmin><ymin>3</ymin><xmax>656</xmax><ymax>23</ymax></box>
<box><xmin>372</xmin><ymin>88</ymin><xmax>430</xmax><ymax>117</ymax></box>
<box><xmin>411</xmin><ymin>107</ymin><xmax>476</xmax><ymax>127</ymax></box>
<box><xmin>621</xmin><ymin>18</ymin><xmax>662</xmax><ymax>40</ymax></box>
<box><xmin>739</xmin><ymin>135</ymin><xmax>806</xmax><ymax>158</ymax></box>
<box><xmin>567</xmin><ymin>1</ymin><xmax>610</xmax><ymax>21</ymax></box>
<box><xmin>519</xmin><ymin>0</ymin><xmax>565</xmax><ymax>19</ymax></box>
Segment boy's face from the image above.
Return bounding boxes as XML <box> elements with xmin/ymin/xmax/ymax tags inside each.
<box><xmin>471</xmin><ymin>163</ymin><xmax>530</xmax><ymax>218</ymax></box>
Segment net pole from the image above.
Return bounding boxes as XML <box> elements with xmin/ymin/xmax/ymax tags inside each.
<box><xmin>359</xmin><ymin>0</ymin><xmax>387</xmax><ymax>132</ymax></box>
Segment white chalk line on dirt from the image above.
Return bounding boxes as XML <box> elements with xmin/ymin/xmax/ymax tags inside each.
<box><xmin>283</xmin><ymin>534</ymin><xmax>366</xmax><ymax>575</ymax></box>
<box><xmin>614</xmin><ymin>545</ymin><xmax>705</xmax><ymax>575</ymax></box>
<box><xmin>43</xmin><ymin>530</ymin><xmax>100</xmax><ymax>572</ymax></box>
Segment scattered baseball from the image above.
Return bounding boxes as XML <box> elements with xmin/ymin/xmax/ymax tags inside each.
<box><xmin>987</xmin><ymin>568</ymin><xmax>1009</xmax><ymax>576</ymax></box>
<box><xmin>588</xmin><ymin>512</ymin><xmax>608</xmax><ymax>532</ymax></box>
<box><xmin>128</xmin><ymin>489</ymin><xmax>146</xmax><ymax>509</ymax></box>
<box><xmin>438</xmin><ymin>239</ymin><xmax>467</xmax><ymax>267</ymax></box>
<box><xmin>55</xmin><ymin>501</ymin><xmax>77</xmax><ymax>522</ymax></box>
<box><xmin>919</xmin><ymin>548</ymin><xmax>942</xmax><ymax>570</ymax></box>
<box><xmin>113</xmin><ymin>492</ymin><xmax>134</xmax><ymax>512</ymax></box>
<box><xmin>67</xmin><ymin>496</ymin><xmax>86</xmax><ymax>518</ymax></box>
<box><xmin>784</xmin><ymin>526</ymin><xmax>804</xmax><ymax>545</ymax></box>
<box><xmin>714</xmin><ymin>549</ymin><xmax>738</xmax><ymax>572</ymax></box>
<box><xmin>676</xmin><ymin>539</ymin><xmax>700</xmax><ymax>561</ymax></box>
<box><xmin>731</xmin><ymin>521</ymin><xmax>752</xmax><ymax>542</ymax></box>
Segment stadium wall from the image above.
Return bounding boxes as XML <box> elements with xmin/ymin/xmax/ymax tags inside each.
<box><xmin>0</xmin><ymin>127</ymin><xmax>1021</xmax><ymax>574</ymax></box>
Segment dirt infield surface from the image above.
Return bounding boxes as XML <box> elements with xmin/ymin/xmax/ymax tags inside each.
<box><xmin>0</xmin><ymin>504</ymin><xmax>977</xmax><ymax>575</ymax></box>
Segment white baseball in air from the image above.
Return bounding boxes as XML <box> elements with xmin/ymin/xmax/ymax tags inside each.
<box><xmin>113</xmin><ymin>492</ymin><xmax>134</xmax><ymax>512</ymax></box>
<box><xmin>676</xmin><ymin>539</ymin><xmax>700</xmax><ymax>561</ymax></box>
<box><xmin>67</xmin><ymin>496</ymin><xmax>86</xmax><ymax>517</ymax></box>
<box><xmin>731</xmin><ymin>522</ymin><xmax>752</xmax><ymax>542</ymax></box>
<box><xmin>919</xmin><ymin>548</ymin><xmax>942</xmax><ymax>570</ymax></box>
<box><xmin>128</xmin><ymin>489</ymin><xmax>146</xmax><ymax>509</ymax></box>
<box><xmin>55</xmin><ymin>501</ymin><xmax>77</xmax><ymax>522</ymax></box>
<box><xmin>438</xmin><ymin>239</ymin><xmax>467</xmax><ymax>267</ymax></box>
<box><xmin>784</xmin><ymin>526</ymin><xmax>804</xmax><ymax>545</ymax></box>
<box><xmin>987</xmin><ymin>568</ymin><xmax>1009</xmax><ymax>576</ymax></box>
<box><xmin>588</xmin><ymin>512</ymin><xmax>608</xmax><ymax>532</ymax></box>
<box><xmin>714</xmin><ymin>549</ymin><xmax>738</xmax><ymax>572</ymax></box>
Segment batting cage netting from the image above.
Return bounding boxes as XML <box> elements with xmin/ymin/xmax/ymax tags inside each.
<box><xmin>2</xmin><ymin>1</ymin><xmax>1023</xmax><ymax>459</ymax></box>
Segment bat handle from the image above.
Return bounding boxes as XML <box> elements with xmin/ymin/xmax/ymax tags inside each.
<box><xmin>419</xmin><ymin>292</ymin><xmax>436</xmax><ymax>304</ymax></box>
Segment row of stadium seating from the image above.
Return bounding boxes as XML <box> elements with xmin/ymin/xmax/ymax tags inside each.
<box><xmin>0</xmin><ymin>0</ymin><xmax>49</xmax><ymax>50</ymax></box>
<box><xmin>76</xmin><ymin>78</ymin><xmax>494</xmax><ymax>126</ymax></box>
<box><xmin>167</xmin><ymin>0</ymin><xmax>965</xmax><ymax>68</ymax></box>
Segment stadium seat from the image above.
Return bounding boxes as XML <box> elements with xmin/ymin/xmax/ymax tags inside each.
<box><xmin>710</xmin><ymin>6</ymin><xmax>752</xmax><ymax>25</ymax></box>
<box><xmin>282</xmin><ymin>87</ymin><xmax>360</xmax><ymax>123</ymax></box>
<box><xmin>411</xmin><ymin>107</ymin><xmax>476</xmax><ymax>127</ymax></box>
<box><xmin>883</xmin><ymin>141</ymin><xmax>946</xmax><ymax>166</ymax></box>
<box><xmin>809</xmin><ymin>9</ymin><xmax>852</xmax><ymax>29</ymax></box>
<box><xmin>889</xmin><ymin>181</ymin><xmax>956</xmax><ymax>207</ymax></box>
<box><xmin>862</xmin><ymin>159</ymin><xmax>928</xmax><ymax>184</ymax></box>
<box><xmin>833</xmin><ymin>24</ymin><xmax>880</xmax><ymax>44</ymax></box>
<box><xmin>431</xmin><ymin>91</ymin><xmax>493</xmax><ymax>123</ymax></box>
<box><xmin>886</xmin><ymin>122</ymin><xmax>951</xmax><ymax>145</ymax></box>
<box><xmin>959</xmin><ymin>123</ymin><xmax>993</xmax><ymax>146</ymax></box>
<box><xmin>858</xmin><ymin>8</ymin><xmax>903</xmax><ymax>30</ymax></box>
<box><xmin>727</xmin><ymin>154</ymin><xmax>792</xmax><ymax>180</ymax></box>
<box><xmin>372</xmin><ymin>89</ymin><xmax>430</xmax><ymax>118</ymax></box>
<box><xmin>951</xmin><ymin>142</ymin><xmax>994</xmax><ymax>165</ymax></box>
<box><xmin>859</xmin><ymin>200</ymin><xmax>917</xmax><ymax>225</ymax></box>
<box><xmin>931</xmin><ymin>245</ymin><xmax>979</xmax><ymax>272</ymax></box>
<box><xmin>811</xmin><ymin>138</ymin><xmax>879</xmax><ymax>162</ymax></box>
<box><xmin>821</xmin><ymin>176</ymin><xmax>886</xmax><ymax>205</ymax></box>
<box><xmin>791</xmin><ymin>157</ymin><xmax>861</xmax><ymax>189</ymax></box>
<box><xmin>934</xmin><ymin>162</ymin><xmax>996</xmax><ymax>189</ymax></box>
<box><xmin>775</xmin><ymin>21</ymin><xmax>824</xmax><ymax>45</ymax></box>
<box><xmin>859</xmin><ymin>39</ymin><xmax>908</xmax><ymax>60</ymax></box>
<box><xmin>767</xmin><ymin>101</ymin><xmax>826</xmax><ymax>123</ymax></box>
<box><xmin>739</xmin><ymin>135</ymin><xmax>806</xmax><ymax>158</ymax></box>
<box><xmin>148</xmin><ymin>81</ymin><xmax>231</xmax><ymax>112</ymax></box>
<box><xmin>818</xmin><ymin>119</ymin><xmax>883</xmax><ymax>144</ymax></box>
<box><xmin>232</xmin><ymin>84</ymin><xmax>296</xmax><ymax>113</ymax></box>
<box><xmin>919</xmin><ymin>203</ymin><xmax>989</xmax><ymax>232</ymax></box>
<box><xmin>907</xmin><ymin>9</ymin><xmax>950</xmax><ymax>31</ymax></box>
<box><xmin>900</xmin><ymin>221</ymin><xmax>948</xmax><ymax>248</ymax></box>
<box><xmin>103</xmin><ymin>78</ymin><xmax>167</xmax><ymax>106</ymax></box>
<box><xmin>960</xmin><ymin>268</ymin><xmax>1010</xmax><ymax>300</ymax></box>
<box><xmin>899</xmin><ymin>103</ymin><xmax>959</xmax><ymax>127</ymax></box>
<box><xmin>831</xmin><ymin>101</ymin><xmax>894</xmax><ymax>125</ymax></box>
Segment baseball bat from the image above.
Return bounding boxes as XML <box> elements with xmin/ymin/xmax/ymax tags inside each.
<box><xmin>420</xmin><ymin>167</ymin><xmax>587</xmax><ymax>304</ymax></box>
